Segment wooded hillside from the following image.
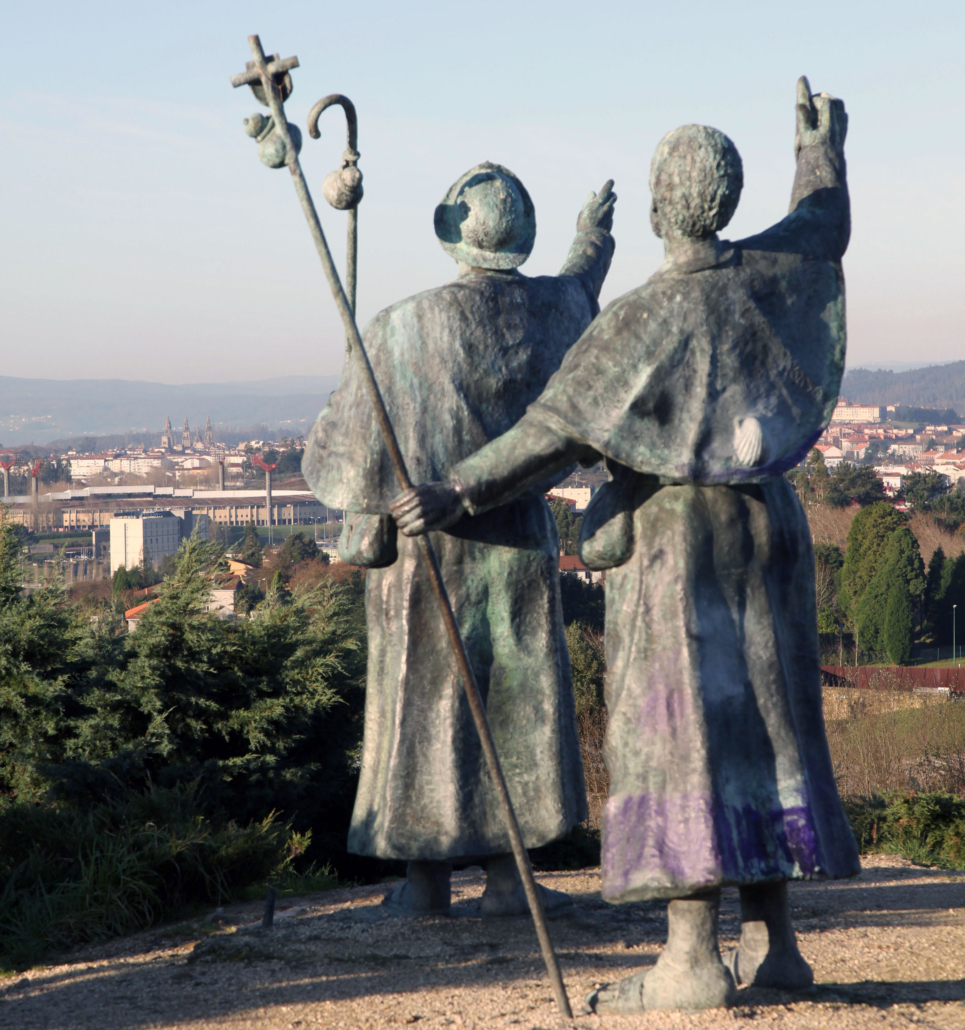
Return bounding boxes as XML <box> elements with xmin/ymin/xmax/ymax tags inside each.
<box><xmin>842</xmin><ymin>361</ymin><xmax>965</xmax><ymax>411</ymax></box>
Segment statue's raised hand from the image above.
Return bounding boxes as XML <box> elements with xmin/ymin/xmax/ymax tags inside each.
<box><xmin>577</xmin><ymin>179</ymin><xmax>617</xmax><ymax>233</ymax></box>
<box><xmin>391</xmin><ymin>481</ymin><xmax>464</xmax><ymax>537</ymax></box>
<box><xmin>795</xmin><ymin>76</ymin><xmax>847</xmax><ymax>160</ymax></box>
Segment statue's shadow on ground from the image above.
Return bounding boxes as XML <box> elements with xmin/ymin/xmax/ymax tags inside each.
<box><xmin>5</xmin><ymin>867</ymin><xmax>965</xmax><ymax>1029</ymax></box>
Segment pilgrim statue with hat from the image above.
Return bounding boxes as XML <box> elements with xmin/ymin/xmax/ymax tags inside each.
<box><xmin>303</xmin><ymin>161</ymin><xmax>617</xmax><ymax>916</ymax></box>
<box><xmin>393</xmin><ymin>79</ymin><xmax>861</xmax><ymax>1009</ymax></box>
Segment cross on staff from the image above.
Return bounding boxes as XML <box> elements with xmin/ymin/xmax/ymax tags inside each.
<box><xmin>229</xmin><ymin>35</ymin><xmax>573</xmax><ymax>1020</ymax></box>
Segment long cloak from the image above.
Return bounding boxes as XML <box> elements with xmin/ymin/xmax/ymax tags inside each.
<box><xmin>451</xmin><ymin>143</ymin><xmax>861</xmax><ymax>896</ymax></box>
<box><xmin>303</xmin><ymin>231</ymin><xmax>612</xmax><ymax>858</ymax></box>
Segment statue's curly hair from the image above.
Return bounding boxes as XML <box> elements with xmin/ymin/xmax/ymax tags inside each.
<box><xmin>649</xmin><ymin>125</ymin><xmax>743</xmax><ymax>239</ymax></box>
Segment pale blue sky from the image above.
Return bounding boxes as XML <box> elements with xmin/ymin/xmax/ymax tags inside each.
<box><xmin>3</xmin><ymin>0</ymin><xmax>962</xmax><ymax>383</ymax></box>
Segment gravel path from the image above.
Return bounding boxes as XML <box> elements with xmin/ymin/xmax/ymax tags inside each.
<box><xmin>3</xmin><ymin>855</ymin><xmax>964</xmax><ymax>1030</ymax></box>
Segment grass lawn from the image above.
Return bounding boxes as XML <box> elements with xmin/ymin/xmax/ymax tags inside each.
<box><xmin>222</xmin><ymin>523</ymin><xmax>342</xmax><ymax>548</ymax></box>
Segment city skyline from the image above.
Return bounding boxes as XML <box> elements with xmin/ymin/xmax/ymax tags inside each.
<box><xmin>3</xmin><ymin>1</ymin><xmax>963</xmax><ymax>384</ymax></box>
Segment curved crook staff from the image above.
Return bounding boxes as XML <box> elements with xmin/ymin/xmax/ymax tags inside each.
<box><xmin>307</xmin><ymin>94</ymin><xmax>362</xmax><ymax>317</ymax></box>
<box><xmin>230</xmin><ymin>36</ymin><xmax>572</xmax><ymax>1020</ymax></box>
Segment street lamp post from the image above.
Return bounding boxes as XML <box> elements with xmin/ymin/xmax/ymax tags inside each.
<box><xmin>954</xmin><ymin>604</ymin><xmax>958</xmax><ymax>668</ymax></box>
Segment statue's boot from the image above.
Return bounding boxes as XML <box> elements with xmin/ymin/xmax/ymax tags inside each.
<box><xmin>724</xmin><ymin>881</ymin><xmax>813</xmax><ymax>990</ymax></box>
<box><xmin>585</xmin><ymin>890</ymin><xmax>736</xmax><ymax>1013</ymax></box>
<box><xmin>381</xmin><ymin>860</ymin><xmax>452</xmax><ymax>917</ymax></box>
<box><xmin>479</xmin><ymin>853</ymin><xmax>574</xmax><ymax>918</ymax></box>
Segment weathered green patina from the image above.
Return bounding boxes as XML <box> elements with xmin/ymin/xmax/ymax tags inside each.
<box><xmin>394</xmin><ymin>79</ymin><xmax>860</xmax><ymax>1013</ymax></box>
<box><xmin>303</xmin><ymin>167</ymin><xmax>616</xmax><ymax>863</ymax></box>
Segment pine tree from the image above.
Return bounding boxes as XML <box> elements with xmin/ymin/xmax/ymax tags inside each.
<box><xmin>925</xmin><ymin>546</ymin><xmax>947</xmax><ymax>634</ymax></box>
<box><xmin>240</xmin><ymin>521</ymin><xmax>263</xmax><ymax>567</ymax></box>
<box><xmin>839</xmin><ymin>502</ymin><xmax>906</xmax><ymax>621</ymax></box>
<box><xmin>565</xmin><ymin>623</ymin><xmax>606</xmax><ymax>720</ymax></box>
<box><xmin>549</xmin><ymin>497</ymin><xmax>574</xmax><ymax>554</ymax></box>
<box><xmin>805</xmin><ymin>447</ymin><xmax>830</xmax><ymax>503</ymax></box>
<box><xmin>854</xmin><ymin>527</ymin><xmax>924</xmax><ymax>659</ymax></box>
<box><xmin>932</xmin><ymin>553</ymin><xmax>965</xmax><ymax>647</ymax></box>
<box><xmin>883</xmin><ymin>581</ymin><xmax>915</xmax><ymax>665</ymax></box>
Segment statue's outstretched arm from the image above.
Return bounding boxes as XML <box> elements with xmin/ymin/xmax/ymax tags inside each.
<box><xmin>558</xmin><ymin>180</ymin><xmax>617</xmax><ymax>299</ymax></box>
<box><xmin>741</xmin><ymin>77</ymin><xmax>849</xmax><ymax>261</ymax></box>
<box><xmin>391</xmin><ymin>413</ymin><xmax>594</xmax><ymax>536</ymax></box>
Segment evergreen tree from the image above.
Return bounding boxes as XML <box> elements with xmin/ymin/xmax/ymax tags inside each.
<box><xmin>0</xmin><ymin>533</ymin><xmax>365</xmax><ymax>859</ymax></box>
<box><xmin>558</xmin><ymin>574</ymin><xmax>605</xmax><ymax>633</ymax></box>
<box><xmin>839</xmin><ymin>502</ymin><xmax>906</xmax><ymax>621</ymax></box>
<box><xmin>825</xmin><ymin>464</ymin><xmax>885</xmax><ymax>507</ymax></box>
<box><xmin>931</xmin><ymin>553</ymin><xmax>965</xmax><ymax>647</ymax></box>
<box><xmin>795</xmin><ymin>448</ymin><xmax>830</xmax><ymax>505</ymax></box>
<box><xmin>903</xmin><ymin>470</ymin><xmax>949</xmax><ymax>509</ymax></box>
<box><xmin>854</xmin><ymin>527</ymin><xmax>925</xmax><ymax>658</ymax></box>
<box><xmin>882</xmin><ymin>527</ymin><xmax>926</xmax><ymax>598</ymax></box>
<box><xmin>0</xmin><ymin>507</ymin><xmax>22</xmax><ymax>607</ymax></box>
<box><xmin>925</xmin><ymin>545</ymin><xmax>947</xmax><ymax>633</ymax></box>
<box><xmin>814</xmin><ymin>542</ymin><xmax>845</xmax><ymax>635</ymax></box>
<box><xmin>276</xmin><ymin>532</ymin><xmax>321</xmax><ymax>570</ymax></box>
<box><xmin>565</xmin><ymin>623</ymin><xmax>606</xmax><ymax>720</ymax></box>
<box><xmin>883</xmin><ymin>580</ymin><xmax>915</xmax><ymax>664</ymax></box>
<box><xmin>240</xmin><ymin>521</ymin><xmax>263</xmax><ymax>567</ymax></box>
<box><xmin>276</xmin><ymin>447</ymin><xmax>304</xmax><ymax>475</ymax></box>
<box><xmin>549</xmin><ymin>497</ymin><xmax>575</xmax><ymax>555</ymax></box>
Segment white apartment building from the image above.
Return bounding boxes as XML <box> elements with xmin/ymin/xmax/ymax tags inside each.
<box><xmin>830</xmin><ymin>402</ymin><xmax>885</xmax><ymax>423</ymax></box>
<box><xmin>876</xmin><ymin>472</ymin><xmax>904</xmax><ymax>495</ymax></box>
<box><xmin>548</xmin><ymin>486</ymin><xmax>594</xmax><ymax>509</ymax></box>
<box><xmin>68</xmin><ymin>455</ymin><xmax>109</xmax><ymax>478</ymax></box>
<box><xmin>891</xmin><ymin>442</ymin><xmax>924</xmax><ymax>459</ymax></box>
<box><xmin>813</xmin><ymin>444</ymin><xmax>845</xmax><ymax>468</ymax></box>
<box><xmin>70</xmin><ymin>452</ymin><xmax>167</xmax><ymax>478</ymax></box>
<box><xmin>107</xmin><ymin>455</ymin><xmax>167</xmax><ymax>475</ymax></box>
<box><xmin>109</xmin><ymin>509</ymin><xmax>210</xmax><ymax>573</ymax></box>
<box><xmin>110</xmin><ymin>511</ymin><xmax>182</xmax><ymax>574</ymax></box>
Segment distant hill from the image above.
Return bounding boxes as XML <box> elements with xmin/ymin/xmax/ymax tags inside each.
<box><xmin>0</xmin><ymin>375</ymin><xmax>341</xmax><ymax>446</ymax></box>
<box><xmin>842</xmin><ymin>361</ymin><xmax>965</xmax><ymax>412</ymax></box>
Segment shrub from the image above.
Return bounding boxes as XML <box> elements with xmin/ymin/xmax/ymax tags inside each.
<box><xmin>0</xmin><ymin>782</ymin><xmax>298</xmax><ymax>968</ymax></box>
<box><xmin>0</xmin><ymin>511</ymin><xmax>369</xmax><ymax>963</ymax></box>
<box><xmin>845</xmin><ymin>791</ymin><xmax>965</xmax><ymax>869</ymax></box>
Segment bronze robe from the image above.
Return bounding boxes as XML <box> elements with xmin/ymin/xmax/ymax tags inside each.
<box><xmin>450</xmin><ymin>136</ymin><xmax>860</xmax><ymax>898</ymax></box>
<box><xmin>303</xmin><ymin>229</ymin><xmax>613</xmax><ymax>858</ymax></box>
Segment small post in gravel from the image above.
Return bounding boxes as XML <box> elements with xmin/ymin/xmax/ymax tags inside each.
<box><xmin>262</xmin><ymin>887</ymin><xmax>277</xmax><ymax>929</ymax></box>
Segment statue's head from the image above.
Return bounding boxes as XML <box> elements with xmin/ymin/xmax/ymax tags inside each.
<box><xmin>435</xmin><ymin>162</ymin><xmax>536</xmax><ymax>270</ymax></box>
<box><xmin>649</xmin><ymin>125</ymin><xmax>743</xmax><ymax>241</ymax></box>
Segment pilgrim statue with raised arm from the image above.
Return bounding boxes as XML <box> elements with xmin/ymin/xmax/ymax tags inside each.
<box><xmin>304</xmin><ymin>163</ymin><xmax>617</xmax><ymax>917</ymax></box>
<box><xmin>393</xmin><ymin>79</ymin><xmax>860</xmax><ymax>1010</ymax></box>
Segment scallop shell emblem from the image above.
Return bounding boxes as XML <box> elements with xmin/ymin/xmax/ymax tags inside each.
<box><xmin>734</xmin><ymin>417</ymin><xmax>769</xmax><ymax>468</ymax></box>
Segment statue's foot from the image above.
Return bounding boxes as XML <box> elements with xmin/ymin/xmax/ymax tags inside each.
<box><xmin>480</xmin><ymin>881</ymin><xmax>574</xmax><ymax>919</ymax></box>
<box><xmin>726</xmin><ymin>881</ymin><xmax>813</xmax><ymax>990</ymax></box>
<box><xmin>641</xmin><ymin>950</ymin><xmax>736</xmax><ymax>1012</ymax></box>
<box><xmin>724</xmin><ymin>941</ymin><xmax>813</xmax><ymax>990</ymax></box>
<box><xmin>583</xmin><ymin>969</ymin><xmax>648</xmax><ymax>1014</ymax></box>
<box><xmin>584</xmin><ymin>955</ymin><xmax>735</xmax><ymax>1014</ymax></box>
<box><xmin>381</xmin><ymin>860</ymin><xmax>451</xmax><ymax>918</ymax></box>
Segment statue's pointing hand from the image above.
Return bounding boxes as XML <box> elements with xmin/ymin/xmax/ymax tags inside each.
<box><xmin>795</xmin><ymin>75</ymin><xmax>848</xmax><ymax>159</ymax></box>
<box><xmin>577</xmin><ymin>179</ymin><xmax>617</xmax><ymax>233</ymax></box>
<box><xmin>391</xmin><ymin>481</ymin><xmax>465</xmax><ymax>537</ymax></box>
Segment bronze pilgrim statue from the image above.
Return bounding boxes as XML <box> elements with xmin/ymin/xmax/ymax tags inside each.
<box><xmin>393</xmin><ymin>78</ymin><xmax>860</xmax><ymax>1012</ymax></box>
<box><xmin>304</xmin><ymin>163</ymin><xmax>617</xmax><ymax>916</ymax></box>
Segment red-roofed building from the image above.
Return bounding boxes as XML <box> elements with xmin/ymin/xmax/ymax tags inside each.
<box><xmin>843</xmin><ymin>435</ymin><xmax>870</xmax><ymax>460</ymax></box>
<box><xmin>813</xmin><ymin>444</ymin><xmax>844</xmax><ymax>468</ymax></box>
<box><xmin>124</xmin><ymin>597</ymin><xmax>160</xmax><ymax>631</ymax></box>
<box><xmin>559</xmin><ymin>555</ymin><xmax>604</xmax><ymax>585</ymax></box>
